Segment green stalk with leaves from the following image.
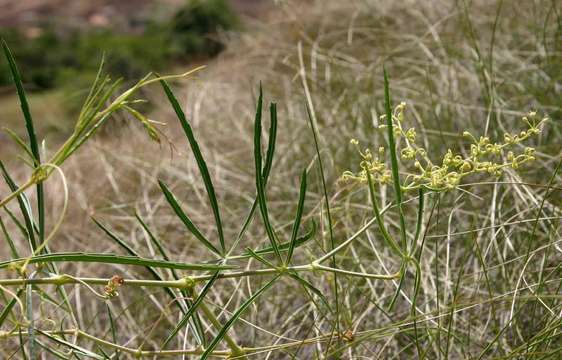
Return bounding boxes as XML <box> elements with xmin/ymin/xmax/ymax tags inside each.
<box><xmin>0</xmin><ymin>28</ymin><xmax>556</xmax><ymax>358</ymax></box>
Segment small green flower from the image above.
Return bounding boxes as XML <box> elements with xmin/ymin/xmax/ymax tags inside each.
<box><xmin>342</xmin><ymin>103</ymin><xmax>548</xmax><ymax>192</ymax></box>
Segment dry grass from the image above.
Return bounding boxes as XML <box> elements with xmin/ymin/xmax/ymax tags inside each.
<box><xmin>1</xmin><ymin>0</ymin><xmax>561</xmax><ymax>358</ymax></box>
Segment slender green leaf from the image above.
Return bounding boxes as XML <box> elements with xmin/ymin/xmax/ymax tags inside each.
<box><xmin>0</xmin><ymin>215</ymin><xmax>19</xmax><ymax>258</ymax></box>
<box><xmin>158</xmin><ymin>180</ymin><xmax>222</xmax><ymax>256</ymax></box>
<box><xmin>160</xmin><ymin>79</ymin><xmax>225</xmax><ymax>254</ymax></box>
<box><xmin>135</xmin><ymin>212</ymin><xmax>174</xmax><ymax>266</ymax></box>
<box><xmin>201</xmin><ymin>275</ymin><xmax>280</xmax><ymax>359</ymax></box>
<box><xmin>3</xmin><ymin>207</ymin><xmax>33</xmax><ymax>245</ymax></box>
<box><xmin>235</xmin><ymin>102</ymin><xmax>278</xmax><ymax>245</ymax></box>
<box><xmin>365</xmin><ymin>169</ymin><xmax>402</xmax><ymax>258</ymax></box>
<box><xmin>26</xmin><ymin>282</ymin><xmax>34</xmax><ymax>359</ymax></box>
<box><xmin>411</xmin><ymin>187</ymin><xmax>425</xmax><ymax>253</ymax></box>
<box><xmin>305</xmin><ymin>102</ymin><xmax>340</xmax><ymax>334</ymax></box>
<box><xmin>2</xmin><ymin>128</ymin><xmax>34</xmax><ymax>162</ymax></box>
<box><xmin>387</xmin><ymin>263</ymin><xmax>406</xmax><ymax>311</ymax></box>
<box><xmin>254</xmin><ymin>85</ymin><xmax>281</xmax><ymax>262</ymax></box>
<box><xmin>1</xmin><ymin>40</ymin><xmax>40</xmax><ymax>165</ymax></box>
<box><xmin>135</xmin><ymin>211</ymin><xmax>206</xmax><ymax>346</ymax></box>
<box><xmin>263</xmin><ymin>102</ymin><xmax>278</xmax><ymax>182</ymax></box>
<box><xmin>0</xmin><ymin>161</ymin><xmax>37</xmax><ymax>250</ymax></box>
<box><xmin>35</xmin><ymin>339</ymin><xmax>68</xmax><ymax>359</ymax></box>
<box><xmin>0</xmin><ymin>252</ymin><xmax>234</xmax><ymax>271</ymax></box>
<box><xmin>95</xmin><ymin>217</ymin><xmax>223</xmax><ymax>348</ymax></box>
<box><xmin>36</xmin><ymin>329</ymin><xmax>105</xmax><ymax>359</ymax></box>
<box><xmin>1</xmin><ymin>40</ymin><xmax>45</xmax><ymax>247</ymax></box>
<box><xmin>162</xmin><ymin>271</ymin><xmax>220</xmax><ymax>348</ymax></box>
<box><xmin>230</xmin><ymin>220</ymin><xmax>316</xmax><ymax>261</ymax></box>
<box><xmin>286</xmin><ymin>169</ymin><xmax>307</xmax><ymax>264</ymax></box>
<box><xmin>18</xmin><ymin>328</ymin><xmax>28</xmax><ymax>360</ymax></box>
<box><xmin>383</xmin><ymin>67</ymin><xmax>407</xmax><ymax>249</ymax></box>
<box><xmin>0</xmin><ymin>289</ymin><xmax>23</xmax><ymax>326</ymax></box>
<box><xmin>106</xmin><ymin>304</ymin><xmax>119</xmax><ymax>360</ymax></box>
<box><xmin>246</xmin><ymin>248</ymin><xmax>276</xmax><ymax>268</ymax></box>
<box><xmin>288</xmin><ymin>272</ymin><xmax>331</xmax><ymax>311</ymax></box>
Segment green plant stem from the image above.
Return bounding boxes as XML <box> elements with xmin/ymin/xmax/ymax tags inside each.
<box><xmin>6</xmin><ymin>289</ymin><xmax>562</xmax><ymax>358</ymax></box>
<box><xmin>195</xmin><ymin>295</ymin><xmax>246</xmax><ymax>357</ymax></box>
<box><xmin>1</xmin><ymin>329</ymin><xmax>229</xmax><ymax>357</ymax></box>
<box><xmin>315</xmin><ymin>202</ymin><xmax>394</xmax><ymax>264</ymax></box>
<box><xmin>0</xmin><ymin>179</ymin><xmax>35</xmax><ymax>209</ymax></box>
<box><xmin>0</xmin><ymin>276</ymin><xmax>200</xmax><ymax>288</ymax></box>
<box><xmin>0</xmin><ymin>263</ymin><xmax>398</xmax><ymax>288</ymax></box>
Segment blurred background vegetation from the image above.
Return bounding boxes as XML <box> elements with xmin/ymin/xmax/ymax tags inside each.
<box><xmin>0</xmin><ymin>0</ymin><xmax>241</xmax><ymax>136</ymax></box>
<box><xmin>0</xmin><ymin>1</ymin><xmax>561</xmax><ymax>357</ymax></box>
<box><xmin>0</xmin><ymin>0</ymin><xmax>238</xmax><ymax>88</ymax></box>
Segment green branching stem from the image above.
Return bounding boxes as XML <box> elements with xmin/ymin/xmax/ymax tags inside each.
<box><xmin>0</xmin><ymin>262</ymin><xmax>400</xmax><ymax>289</ymax></box>
<box><xmin>195</xmin><ymin>295</ymin><xmax>246</xmax><ymax>357</ymax></box>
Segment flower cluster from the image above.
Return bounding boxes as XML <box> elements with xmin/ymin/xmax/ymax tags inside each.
<box><xmin>341</xmin><ymin>139</ymin><xmax>391</xmax><ymax>185</ymax></box>
<box><xmin>341</xmin><ymin>103</ymin><xmax>547</xmax><ymax>192</ymax></box>
<box><xmin>104</xmin><ymin>275</ymin><xmax>125</xmax><ymax>298</ymax></box>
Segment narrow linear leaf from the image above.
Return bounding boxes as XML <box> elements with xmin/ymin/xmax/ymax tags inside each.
<box><xmin>365</xmin><ymin>169</ymin><xmax>402</xmax><ymax>258</ymax></box>
<box><xmin>246</xmin><ymin>248</ymin><xmax>276</xmax><ymax>268</ymax></box>
<box><xmin>18</xmin><ymin>328</ymin><xmax>28</xmax><ymax>360</ymax></box>
<box><xmin>158</xmin><ymin>180</ymin><xmax>222</xmax><ymax>256</ymax></box>
<box><xmin>236</xmin><ymin>101</ymin><xmax>278</xmax><ymax>243</ymax></box>
<box><xmin>287</xmin><ymin>169</ymin><xmax>307</xmax><ymax>264</ymax></box>
<box><xmin>288</xmin><ymin>272</ymin><xmax>331</xmax><ymax>311</ymax></box>
<box><xmin>1</xmin><ymin>40</ymin><xmax>45</xmax><ymax>247</ymax></box>
<box><xmin>26</xmin><ymin>283</ymin><xmax>34</xmax><ymax>359</ymax></box>
<box><xmin>0</xmin><ymin>252</ymin><xmax>233</xmax><ymax>271</ymax></box>
<box><xmin>3</xmin><ymin>207</ymin><xmax>31</xmax><ymax>242</ymax></box>
<box><xmin>106</xmin><ymin>304</ymin><xmax>119</xmax><ymax>360</ymax></box>
<box><xmin>94</xmin><ymin>217</ymin><xmax>225</xmax><ymax>348</ymax></box>
<box><xmin>0</xmin><ymin>289</ymin><xmax>23</xmax><ymax>326</ymax></box>
<box><xmin>231</xmin><ymin>220</ymin><xmax>316</xmax><ymax>261</ymax></box>
<box><xmin>2</xmin><ymin>128</ymin><xmax>34</xmax><ymax>162</ymax></box>
<box><xmin>135</xmin><ymin>212</ymin><xmax>174</xmax><ymax>267</ymax></box>
<box><xmin>304</xmin><ymin>102</ymin><xmax>340</xmax><ymax>334</ymax></box>
<box><xmin>36</xmin><ymin>329</ymin><xmax>105</xmax><ymax>360</ymax></box>
<box><xmin>254</xmin><ymin>85</ymin><xmax>281</xmax><ymax>261</ymax></box>
<box><xmin>135</xmin><ymin>211</ymin><xmax>207</xmax><ymax>346</ymax></box>
<box><xmin>383</xmin><ymin>67</ymin><xmax>407</xmax><ymax>249</ymax></box>
<box><xmin>96</xmin><ymin>216</ymin><xmax>213</xmax><ymax>269</ymax></box>
<box><xmin>0</xmin><ymin>161</ymin><xmax>37</xmax><ymax>250</ymax></box>
<box><xmin>97</xmin><ymin>347</ymin><xmax>112</xmax><ymax>360</ymax></box>
<box><xmin>162</xmin><ymin>271</ymin><xmax>220</xmax><ymax>348</ymax></box>
<box><xmin>412</xmin><ymin>187</ymin><xmax>425</xmax><ymax>252</ymax></box>
<box><xmin>1</xmin><ymin>40</ymin><xmax>40</xmax><ymax>164</ymax></box>
<box><xmin>201</xmin><ymin>275</ymin><xmax>280</xmax><ymax>359</ymax></box>
<box><xmin>263</xmin><ymin>102</ymin><xmax>278</xmax><ymax>182</ymax></box>
<box><xmin>160</xmin><ymin>79</ymin><xmax>225</xmax><ymax>254</ymax></box>
<box><xmin>0</xmin><ymin>215</ymin><xmax>19</xmax><ymax>258</ymax></box>
<box><xmin>35</xmin><ymin>340</ymin><xmax>67</xmax><ymax>359</ymax></box>
<box><xmin>387</xmin><ymin>262</ymin><xmax>407</xmax><ymax>311</ymax></box>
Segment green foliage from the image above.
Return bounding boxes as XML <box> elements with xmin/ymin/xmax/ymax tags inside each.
<box><xmin>65</xmin><ymin>30</ymin><xmax>169</xmax><ymax>82</ymax></box>
<box><xmin>0</xmin><ymin>0</ymin><xmax>237</xmax><ymax>92</ymax></box>
<box><xmin>342</xmin><ymin>103</ymin><xmax>548</xmax><ymax>192</ymax></box>
<box><xmin>0</xmin><ymin>1</ymin><xmax>560</xmax><ymax>356</ymax></box>
<box><xmin>169</xmin><ymin>0</ymin><xmax>238</xmax><ymax>57</ymax></box>
<box><xmin>0</xmin><ymin>29</ymin><xmax>72</xmax><ymax>89</ymax></box>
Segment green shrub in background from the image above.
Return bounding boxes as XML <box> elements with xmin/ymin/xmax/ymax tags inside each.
<box><xmin>0</xmin><ymin>35</ymin><xmax>558</xmax><ymax>357</ymax></box>
<box><xmin>0</xmin><ymin>0</ymin><xmax>238</xmax><ymax>91</ymax></box>
<box><xmin>168</xmin><ymin>0</ymin><xmax>239</xmax><ymax>57</ymax></box>
<box><xmin>0</xmin><ymin>29</ymin><xmax>73</xmax><ymax>89</ymax></box>
<box><xmin>67</xmin><ymin>31</ymin><xmax>170</xmax><ymax>81</ymax></box>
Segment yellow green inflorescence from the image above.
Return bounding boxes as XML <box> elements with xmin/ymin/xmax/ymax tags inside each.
<box><xmin>341</xmin><ymin>103</ymin><xmax>548</xmax><ymax>192</ymax></box>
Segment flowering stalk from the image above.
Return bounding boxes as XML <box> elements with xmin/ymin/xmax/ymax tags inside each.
<box><xmin>342</xmin><ymin>105</ymin><xmax>547</xmax><ymax>192</ymax></box>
